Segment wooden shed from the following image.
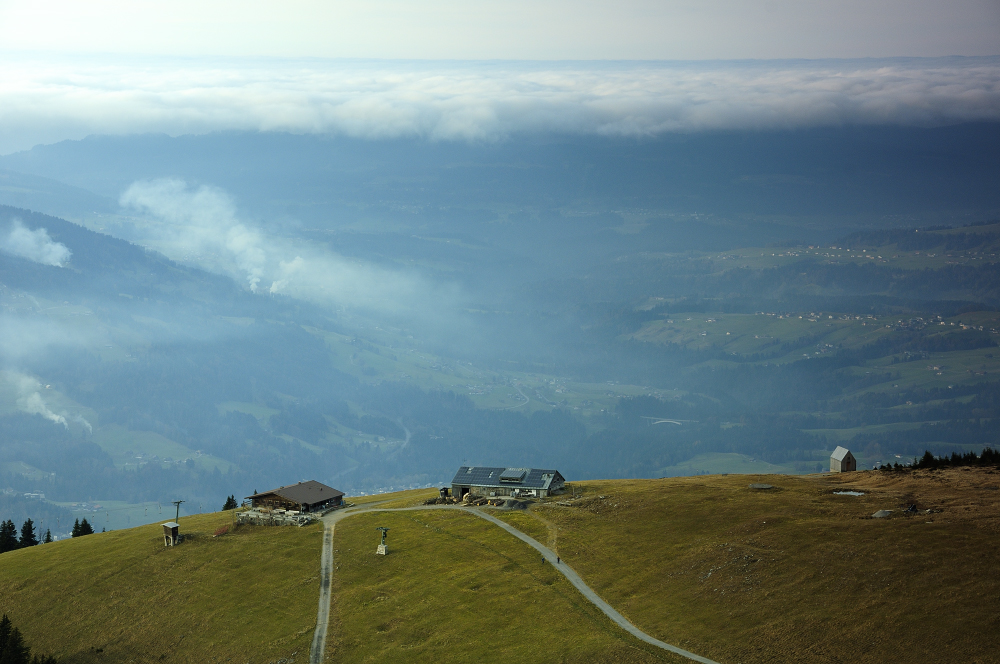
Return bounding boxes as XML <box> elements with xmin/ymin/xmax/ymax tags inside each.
<box><xmin>246</xmin><ymin>480</ymin><xmax>344</xmax><ymax>513</ymax></box>
<box><xmin>162</xmin><ymin>521</ymin><xmax>179</xmax><ymax>546</ymax></box>
<box><xmin>830</xmin><ymin>446</ymin><xmax>857</xmax><ymax>472</ymax></box>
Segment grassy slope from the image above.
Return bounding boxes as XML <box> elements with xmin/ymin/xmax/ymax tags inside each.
<box><xmin>519</xmin><ymin>470</ymin><xmax>1000</xmax><ymax>664</ymax></box>
<box><xmin>2</xmin><ymin>470</ymin><xmax>998</xmax><ymax>663</ymax></box>
<box><xmin>327</xmin><ymin>509</ymin><xmax>675</xmax><ymax>664</ymax></box>
<box><xmin>0</xmin><ymin>511</ymin><xmax>323</xmax><ymax>663</ymax></box>
<box><xmin>0</xmin><ymin>491</ymin><xmax>678</xmax><ymax>664</ymax></box>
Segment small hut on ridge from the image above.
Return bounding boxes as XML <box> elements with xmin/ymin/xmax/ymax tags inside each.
<box><xmin>830</xmin><ymin>447</ymin><xmax>857</xmax><ymax>473</ymax></box>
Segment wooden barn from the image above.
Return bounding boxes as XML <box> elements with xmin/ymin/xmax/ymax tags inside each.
<box><xmin>830</xmin><ymin>447</ymin><xmax>857</xmax><ymax>473</ymax></box>
<box><xmin>246</xmin><ymin>480</ymin><xmax>344</xmax><ymax>512</ymax></box>
<box><xmin>451</xmin><ymin>466</ymin><xmax>565</xmax><ymax>499</ymax></box>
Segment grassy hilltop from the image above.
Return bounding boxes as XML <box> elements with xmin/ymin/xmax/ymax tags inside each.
<box><xmin>1</xmin><ymin>469</ymin><xmax>998</xmax><ymax>663</ymax></box>
<box><xmin>518</xmin><ymin>469</ymin><xmax>1000</xmax><ymax>664</ymax></box>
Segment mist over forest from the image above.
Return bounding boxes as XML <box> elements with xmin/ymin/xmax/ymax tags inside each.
<box><xmin>2</xmin><ymin>121</ymin><xmax>999</xmax><ymax>534</ymax></box>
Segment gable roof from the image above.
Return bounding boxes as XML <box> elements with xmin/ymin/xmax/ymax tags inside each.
<box><xmin>247</xmin><ymin>480</ymin><xmax>344</xmax><ymax>505</ymax></box>
<box><xmin>451</xmin><ymin>466</ymin><xmax>564</xmax><ymax>491</ymax></box>
<box><xmin>831</xmin><ymin>446</ymin><xmax>853</xmax><ymax>461</ymax></box>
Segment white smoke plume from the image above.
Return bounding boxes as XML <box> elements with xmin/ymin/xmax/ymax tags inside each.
<box><xmin>120</xmin><ymin>180</ymin><xmax>266</xmax><ymax>292</ymax></box>
<box><xmin>2</xmin><ymin>56</ymin><xmax>999</xmax><ymax>153</ymax></box>
<box><xmin>3</xmin><ymin>371</ymin><xmax>66</xmax><ymax>427</ymax></box>
<box><xmin>69</xmin><ymin>413</ymin><xmax>94</xmax><ymax>434</ymax></box>
<box><xmin>0</xmin><ymin>219</ymin><xmax>71</xmax><ymax>267</ymax></box>
<box><xmin>120</xmin><ymin>179</ymin><xmax>454</xmax><ymax>316</ymax></box>
<box><xmin>1</xmin><ymin>372</ymin><xmax>93</xmax><ymax>432</ymax></box>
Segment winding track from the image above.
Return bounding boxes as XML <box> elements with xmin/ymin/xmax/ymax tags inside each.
<box><xmin>307</xmin><ymin>525</ymin><xmax>334</xmax><ymax>663</ymax></box>
<box><xmin>308</xmin><ymin>504</ymin><xmax>720</xmax><ymax>664</ymax></box>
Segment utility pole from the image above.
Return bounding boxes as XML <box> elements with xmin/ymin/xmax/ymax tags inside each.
<box><xmin>172</xmin><ymin>500</ymin><xmax>185</xmax><ymax>523</ymax></box>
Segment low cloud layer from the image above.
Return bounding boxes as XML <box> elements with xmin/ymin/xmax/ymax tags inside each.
<box><xmin>0</xmin><ymin>219</ymin><xmax>71</xmax><ymax>266</ymax></box>
<box><xmin>2</xmin><ymin>56</ymin><xmax>999</xmax><ymax>153</ymax></box>
<box><xmin>120</xmin><ymin>179</ymin><xmax>455</xmax><ymax>317</ymax></box>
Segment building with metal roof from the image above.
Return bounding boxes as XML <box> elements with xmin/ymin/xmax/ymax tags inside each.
<box><xmin>830</xmin><ymin>447</ymin><xmax>857</xmax><ymax>473</ymax></box>
<box><xmin>246</xmin><ymin>480</ymin><xmax>344</xmax><ymax>512</ymax></box>
<box><xmin>451</xmin><ymin>466</ymin><xmax>565</xmax><ymax>499</ymax></box>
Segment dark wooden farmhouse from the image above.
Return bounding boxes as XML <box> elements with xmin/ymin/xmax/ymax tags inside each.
<box><xmin>246</xmin><ymin>480</ymin><xmax>344</xmax><ymax>512</ymax></box>
<box><xmin>451</xmin><ymin>466</ymin><xmax>565</xmax><ymax>499</ymax></box>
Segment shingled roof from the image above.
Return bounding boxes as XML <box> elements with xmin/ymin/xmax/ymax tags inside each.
<box><xmin>247</xmin><ymin>480</ymin><xmax>344</xmax><ymax>505</ymax></box>
<box><xmin>451</xmin><ymin>466</ymin><xmax>564</xmax><ymax>491</ymax></box>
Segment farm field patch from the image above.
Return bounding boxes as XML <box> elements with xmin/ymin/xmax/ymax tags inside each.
<box><xmin>92</xmin><ymin>424</ymin><xmax>234</xmax><ymax>473</ymax></box>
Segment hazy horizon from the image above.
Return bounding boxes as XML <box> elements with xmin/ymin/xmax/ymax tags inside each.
<box><xmin>3</xmin><ymin>55</ymin><xmax>1000</xmax><ymax>154</ymax></box>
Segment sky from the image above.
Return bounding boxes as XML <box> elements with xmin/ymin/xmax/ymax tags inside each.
<box><xmin>1</xmin><ymin>0</ymin><xmax>998</xmax><ymax>60</ymax></box>
<box><xmin>0</xmin><ymin>0</ymin><xmax>998</xmax><ymax>153</ymax></box>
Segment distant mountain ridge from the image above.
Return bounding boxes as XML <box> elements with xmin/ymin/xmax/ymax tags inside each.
<box><xmin>0</xmin><ymin>170</ymin><xmax>115</xmax><ymax>222</ymax></box>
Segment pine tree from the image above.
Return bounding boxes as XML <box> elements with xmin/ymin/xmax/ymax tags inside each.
<box><xmin>0</xmin><ymin>521</ymin><xmax>18</xmax><ymax>554</ymax></box>
<box><xmin>0</xmin><ymin>625</ymin><xmax>29</xmax><ymax>663</ymax></box>
<box><xmin>0</xmin><ymin>614</ymin><xmax>30</xmax><ymax>664</ymax></box>
<box><xmin>79</xmin><ymin>518</ymin><xmax>94</xmax><ymax>536</ymax></box>
<box><xmin>18</xmin><ymin>520</ymin><xmax>38</xmax><ymax>548</ymax></box>
<box><xmin>0</xmin><ymin>614</ymin><xmax>10</xmax><ymax>649</ymax></box>
<box><xmin>0</xmin><ymin>613</ymin><xmax>50</xmax><ymax>664</ymax></box>
<box><xmin>71</xmin><ymin>519</ymin><xmax>81</xmax><ymax>538</ymax></box>
<box><xmin>223</xmin><ymin>495</ymin><xmax>238</xmax><ymax>510</ymax></box>
<box><xmin>917</xmin><ymin>450</ymin><xmax>936</xmax><ymax>468</ymax></box>
<box><xmin>42</xmin><ymin>530</ymin><xmax>52</xmax><ymax>544</ymax></box>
